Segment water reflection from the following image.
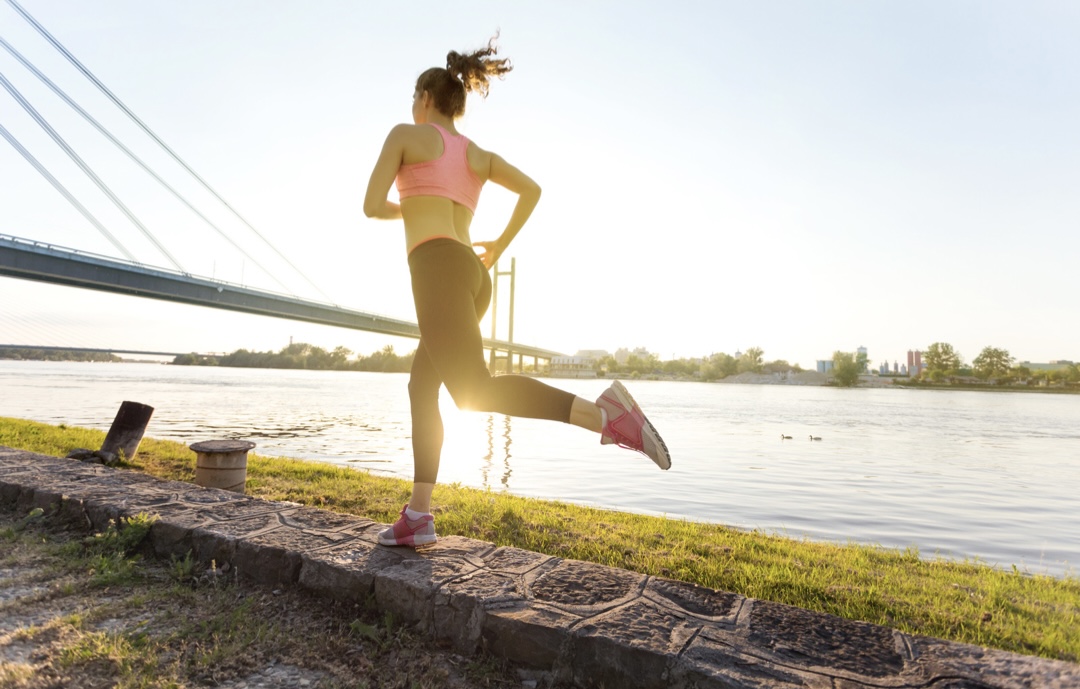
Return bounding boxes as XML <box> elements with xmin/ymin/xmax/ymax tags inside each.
<box><xmin>480</xmin><ymin>414</ymin><xmax>513</xmax><ymax>489</ymax></box>
<box><xmin>151</xmin><ymin>415</ymin><xmax>382</xmax><ymax>443</ymax></box>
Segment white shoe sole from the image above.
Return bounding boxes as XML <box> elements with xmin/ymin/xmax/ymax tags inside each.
<box><xmin>378</xmin><ymin>530</ymin><xmax>438</xmax><ymax>547</ymax></box>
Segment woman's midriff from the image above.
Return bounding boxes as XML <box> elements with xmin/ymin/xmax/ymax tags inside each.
<box><xmin>402</xmin><ymin>196</ymin><xmax>473</xmax><ymax>255</ymax></box>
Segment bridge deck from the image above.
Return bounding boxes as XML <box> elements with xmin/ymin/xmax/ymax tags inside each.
<box><xmin>0</xmin><ymin>234</ymin><xmax>563</xmax><ymax>361</ymax></box>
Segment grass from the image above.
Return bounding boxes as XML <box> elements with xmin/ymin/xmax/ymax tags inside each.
<box><xmin>2</xmin><ymin>416</ymin><xmax>1079</xmax><ymax>663</ymax></box>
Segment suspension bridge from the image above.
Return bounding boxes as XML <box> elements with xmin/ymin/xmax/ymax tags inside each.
<box><xmin>0</xmin><ymin>0</ymin><xmax>561</xmax><ymax>367</ymax></box>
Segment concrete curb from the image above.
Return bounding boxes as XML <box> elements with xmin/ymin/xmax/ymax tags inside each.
<box><xmin>1</xmin><ymin>447</ymin><xmax>1077</xmax><ymax>688</ymax></box>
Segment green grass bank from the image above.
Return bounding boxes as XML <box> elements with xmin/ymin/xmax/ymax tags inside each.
<box><xmin>2</xmin><ymin>417</ymin><xmax>1077</xmax><ymax>663</ymax></box>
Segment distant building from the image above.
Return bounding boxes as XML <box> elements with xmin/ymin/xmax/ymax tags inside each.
<box><xmin>550</xmin><ymin>355</ymin><xmax>597</xmax><ymax>378</ymax></box>
<box><xmin>907</xmin><ymin>350</ymin><xmax>923</xmax><ymax>377</ymax></box>
<box><xmin>613</xmin><ymin>347</ymin><xmax>653</xmax><ymax>365</ymax></box>
<box><xmin>1018</xmin><ymin>361</ymin><xmax>1073</xmax><ymax>372</ymax></box>
<box><xmin>816</xmin><ymin>359</ymin><xmax>834</xmax><ymax>373</ymax></box>
<box><xmin>857</xmin><ymin>346</ymin><xmax>868</xmax><ymax>372</ymax></box>
<box><xmin>574</xmin><ymin>349</ymin><xmax>610</xmax><ymax>361</ymax></box>
<box><xmin>880</xmin><ymin>361</ymin><xmax>899</xmax><ymax>376</ymax></box>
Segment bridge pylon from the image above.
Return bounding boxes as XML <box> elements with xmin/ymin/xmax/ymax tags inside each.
<box><xmin>488</xmin><ymin>258</ymin><xmax>522</xmax><ymax>374</ymax></box>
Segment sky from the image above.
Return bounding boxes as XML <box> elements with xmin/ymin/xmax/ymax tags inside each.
<box><xmin>1</xmin><ymin>0</ymin><xmax>1078</xmax><ymax>369</ymax></box>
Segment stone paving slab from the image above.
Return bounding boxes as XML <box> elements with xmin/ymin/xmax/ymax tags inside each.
<box><xmin>1</xmin><ymin>446</ymin><xmax>1077</xmax><ymax>688</ymax></box>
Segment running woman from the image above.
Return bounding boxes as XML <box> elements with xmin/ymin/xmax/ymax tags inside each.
<box><xmin>363</xmin><ymin>37</ymin><xmax>670</xmax><ymax>547</ymax></box>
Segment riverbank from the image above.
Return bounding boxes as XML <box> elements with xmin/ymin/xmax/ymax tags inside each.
<box><xmin>711</xmin><ymin>370</ymin><xmax>833</xmax><ymax>385</ymax></box>
<box><xmin>685</xmin><ymin>371</ymin><xmax>1078</xmax><ymax>393</ymax></box>
<box><xmin>1</xmin><ymin>417</ymin><xmax>1077</xmax><ymax>663</ymax></box>
<box><xmin>892</xmin><ymin>381</ymin><xmax>1080</xmax><ymax>394</ymax></box>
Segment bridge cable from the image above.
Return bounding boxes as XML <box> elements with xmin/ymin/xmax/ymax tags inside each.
<box><xmin>0</xmin><ymin>34</ymin><xmax>296</xmax><ymax>295</ymax></box>
<box><xmin>0</xmin><ymin>122</ymin><xmax>139</xmax><ymax>263</ymax></box>
<box><xmin>6</xmin><ymin>0</ymin><xmax>337</xmax><ymax>304</ymax></box>
<box><xmin>0</xmin><ymin>307</ymin><xmax>72</xmax><ymax>349</ymax></box>
<box><xmin>0</xmin><ymin>70</ymin><xmax>186</xmax><ymax>273</ymax></box>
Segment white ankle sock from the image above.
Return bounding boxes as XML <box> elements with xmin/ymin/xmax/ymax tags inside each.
<box><xmin>405</xmin><ymin>506</ymin><xmax>429</xmax><ymax>520</ymax></box>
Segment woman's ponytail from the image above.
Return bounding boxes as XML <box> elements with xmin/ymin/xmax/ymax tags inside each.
<box><xmin>416</xmin><ymin>34</ymin><xmax>512</xmax><ymax>118</ymax></box>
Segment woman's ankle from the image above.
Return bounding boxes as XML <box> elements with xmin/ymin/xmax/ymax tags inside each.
<box><xmin>569</xmin><ymin>396</ymin><xmax>604</xmax><ymax>433</ymax></box>
<box><xmin>408</xmin><ymin>482</ymin><xmax>436</xmax><ymax>514</ymax></box>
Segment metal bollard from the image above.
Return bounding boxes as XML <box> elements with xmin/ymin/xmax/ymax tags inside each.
<box><xmin>190</xmin><ymin>439</ymin><xmax>256</xmax><ymax>493</ymax></box>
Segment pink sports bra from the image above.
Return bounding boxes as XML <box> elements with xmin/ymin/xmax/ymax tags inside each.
<box><xmin>395</xmin><ymin>123</ymin><xmax>483</xmax><ymax>212</ymax></box>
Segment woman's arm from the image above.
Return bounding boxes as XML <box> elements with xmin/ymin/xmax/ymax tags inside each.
<box><xmin>363</xmin><ymin>125</ymin><xmax>409</xmax><ymax>220</ymax></box>
<box><xmin>473</xmin><ymin>152</ymin><xmax>541</xmax><ymax>269</ymax></box>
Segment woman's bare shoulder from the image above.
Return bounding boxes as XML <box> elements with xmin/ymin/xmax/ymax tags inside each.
<box><xmin>386</xmin><ymin>122</ymin><xmax>426</xmax><ymax>140</ymax></box>
<box><xmin>387</xmin><ymin>124</ymin><xmax>441</xmax><ymax>163</ymax></box>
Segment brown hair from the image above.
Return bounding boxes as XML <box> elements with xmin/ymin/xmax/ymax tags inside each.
<box><xmin>415</xmin><ymin>35</ymin><xmax>512</xmax><ymax>119</ymax></box>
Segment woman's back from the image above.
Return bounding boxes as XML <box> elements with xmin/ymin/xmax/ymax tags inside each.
<box><xmin>363</xmin><ymin>38</ymin><xmax>538</xmax><ymax>269</ymax></box>
<box><xmin>396</xmin><ymin>123</ymin><xmax>489</xmax><ymax>251</ymax></box>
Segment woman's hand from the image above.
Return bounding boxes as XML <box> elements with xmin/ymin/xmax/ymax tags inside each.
<box><xmin>472</xmin><ymin>240</ymin><xmax>504</xmax><ymax>270</ymax></box>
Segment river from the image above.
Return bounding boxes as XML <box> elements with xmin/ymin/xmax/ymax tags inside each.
<box><xmin>1</xmin><ymin>360</ymin><xmax>1076</xmax><ymax>577</ymax></box>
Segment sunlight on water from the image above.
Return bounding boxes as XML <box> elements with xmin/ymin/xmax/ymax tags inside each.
<box><xmin>1</xmin><ymin>361</ymin><xmax>1077</xmax><ymax>577</ymax></box>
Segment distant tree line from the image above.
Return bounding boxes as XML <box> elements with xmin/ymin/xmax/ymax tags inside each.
<box><xmin>593</xmin><ymin>346</ymin><xmax>802</xmax><ymax>381</ymax></box>
<box><xmin>609</xmin><ymin>342</ymin><xmax>1077</xmax><ymax>389</ymax></box>
<box><xmin>0</xmin><ymin>347</ymin><xmax>121</xmax><ymax>362</ymax></box>
<box><xmin>172</xmin><ymin>339</ymin><xmax>1077</xmax><ymax>389</ymax></box>
<box><xmin>172</xmin><ymin>343</ymin><xmax>415</xmax><ymax>372</ymax></box>
<box><xmin>829</xmin><ymin>343</ymin><xmax>1079</xmax><ymax>389</ymax></box>
<box><xmin>909</xmin><ymin>342</ymin><xmax>1079</xmax><ymax>388</ymax></box>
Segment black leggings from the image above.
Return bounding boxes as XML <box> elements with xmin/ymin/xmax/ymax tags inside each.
<box><xmin>407</xmin><ymin>238</ymin><xmax>576</xmax><ymax>484</ymax></box>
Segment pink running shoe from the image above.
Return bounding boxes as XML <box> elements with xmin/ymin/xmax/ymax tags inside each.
<box><xmin>596</xmin><ymin>380</ymin><xmax>672</xmax><ymax>470</ymax></box>
<box><xmin>378</xmin><ymin>505</ymin><xmax>437</xmax><ymax>547</ymax></box>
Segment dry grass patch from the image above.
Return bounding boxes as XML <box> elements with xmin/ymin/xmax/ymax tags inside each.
<box><xmin>0</xmin><ymin>504</ymin><xmax>533</xmax><ymax>689</ymax></box>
